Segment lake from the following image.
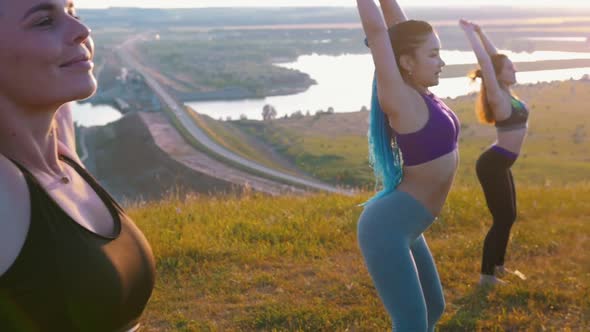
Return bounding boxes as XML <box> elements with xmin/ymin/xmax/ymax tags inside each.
<box><xmin>187</xmin><ymin>50</ymin><xmax>590</xmax><ymax>120</ymax></box>
<box><xmin>73</xmin><ymin>49</ymin><xmax>590</xmax><ymax>125</ymax></box>
<box><xmin>72</xmin><ymin>102</ymin><xmax>122</xmax><ymax>128</ymax></box>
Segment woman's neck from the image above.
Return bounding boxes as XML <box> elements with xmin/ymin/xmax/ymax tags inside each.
<box><xmin>0</xmin><ymin>103</ymin><xmax>63</xmax><ymax>176</ymax></box>
<box><xmin>500</xmin><ymin>83</ymin><xmax>511</xmax><ymax>94</ymax></box>
<box><xmin>409</xmin><ymin>81</ymin><xmax>429</xmax><ymax>95</ymax></box>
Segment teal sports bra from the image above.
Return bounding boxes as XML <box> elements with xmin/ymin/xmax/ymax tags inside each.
<box><xmin>495</xmin><ymin>97</ymin><xmax>529</xmax><ymax>132</ymax></box>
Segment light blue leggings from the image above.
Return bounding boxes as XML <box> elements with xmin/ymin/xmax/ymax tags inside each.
<box><xmin>358</xmin><ymin>191</ymin><xmax>445</xmax><ymax>332</ymax></box>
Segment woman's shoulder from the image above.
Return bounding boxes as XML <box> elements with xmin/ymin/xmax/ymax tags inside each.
<box><xmin>488</xmin><ymin>91</ymin><xmax>513</xmax><ymax>117</ymax></box>
<box><xmin>0</xmin><ymin>154</ymin><xmax>31</xmax><ymax>278</ymax></box>
<box><xmin>0</xmin><ymin>154</ymin><xmax>29</xmax><ymax>193</ymax></box>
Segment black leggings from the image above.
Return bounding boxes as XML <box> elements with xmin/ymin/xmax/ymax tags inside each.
<box><xmin>476</xmin><ymin>147</ymin><xmax>517</xmax><ymax>275</ymax></box>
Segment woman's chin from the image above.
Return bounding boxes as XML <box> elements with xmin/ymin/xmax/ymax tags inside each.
<box><xmin>428</xmin><ymin>78</ymin><xmax>440</xmax><ymax>87</ymax></box>
<box><xmin>502</xmin><ymin>78</ymin><xmax>517</xmax><ymax>86</ymax></box>
<box><xmin>68</xmin><ymin>80</ymin><xmax>98</xmax><ymax>102</ymax></box>
<box><xmin>75</xmin><ymin>90</ymin><xmax>97</xmax><ymax>102</ymax></box>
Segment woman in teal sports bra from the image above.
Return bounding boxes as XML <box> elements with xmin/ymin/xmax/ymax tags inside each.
<box><xmin>0</xmin><ymin>1</ymin><xmax>155</xmax><ymax>331</ymax></box>
<box><xmin>460</xmin><ymin>19</ymin><xmax>530</xmax><ymax>286</ymax></box>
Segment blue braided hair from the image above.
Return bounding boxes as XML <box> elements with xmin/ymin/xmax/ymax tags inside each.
<box><xmin>361</xmin><ymin>20</ymin><xmax>433</xmax><ymax>205</ymax></box>
<box><xmin>363</xmin><ymin>72</ymin><xmax>403</xmax><ymax>205</ymax></box>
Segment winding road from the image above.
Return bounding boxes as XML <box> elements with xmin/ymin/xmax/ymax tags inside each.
<box><xmin>116</xmin><ymin>35</ymin><xmax>351</xmax><ymax>195</ymax></box>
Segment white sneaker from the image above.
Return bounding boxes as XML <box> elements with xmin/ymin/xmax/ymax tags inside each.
<box><xmin>495</xmin><ymin>266</ymin><xmax>527</xmax><ymax>280</ymax></box>
<box><xmin>495</xmin><ymin>265</ymin><xmax>510</xmax><ymax>278</ymax></box>
<box><xmin>479</xmin><ymin>274</ymin><xmax>508</xmax><ymax>287</ymax></box>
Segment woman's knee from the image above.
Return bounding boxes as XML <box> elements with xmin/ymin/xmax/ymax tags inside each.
<box><xmin>508</xmin><ymin>210</ymin><xmax>517</xmax><ymax>224</ymax></box>
<box><xmin>492</xmin><ymin>208</ymin><xmax>517</xmax><ymax>227</ymax></box>
<box><xmin>508</xmin><ymin>203</ymin><xmax>517</xmax><ymax>222</ymax></box>
<box><xmin>427</xmin><ymin>295</ymin><xmax>446</xmax><ymax>327</ymax></box>
<box><xmin>391</xmin><ymin>307</ymin><xmax>429</xmax><ymax>332</ymax></box>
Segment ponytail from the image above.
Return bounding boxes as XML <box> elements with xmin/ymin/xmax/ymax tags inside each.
<box><xmin>469</xmin><ymin>54</ymin><xmax>509</xmax><ymax>124</ymax></box>
<box><xmin>363</xmin><ymin>73</ymin><xmax>403</xmax><ymax>205</ymax></box>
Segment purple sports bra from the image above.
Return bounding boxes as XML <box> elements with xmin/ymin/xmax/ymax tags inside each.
<box><xmin>392</xmin><ymin>93</ymin><xmax>460</xmax><ymax>166</ymax></box>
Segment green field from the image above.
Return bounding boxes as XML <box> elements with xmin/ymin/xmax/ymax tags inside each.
<box><xmin>131</xmin><ymin>184</ymin><xmax>589</xmax><ymax>331</ymax></box>
<box><xmin>230</xmin><ymin>79</ymin><xmax>590</xmax><ymax>188</ymax></box>
<box><xmin>125</xmin><ymin>79</ymin><xmax>590</xmax><ymax>331</ymax></box>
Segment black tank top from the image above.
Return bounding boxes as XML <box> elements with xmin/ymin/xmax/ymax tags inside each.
<box><xmin>0</xmin><ymin>155</ymin><xmax>156</xmax><ymax>332</ymax></box>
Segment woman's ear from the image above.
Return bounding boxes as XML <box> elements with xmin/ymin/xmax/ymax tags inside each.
<box><xmin>399</xmin><ymin>54</ymin><xmax>415</xmax><ymax>76</ymax></box>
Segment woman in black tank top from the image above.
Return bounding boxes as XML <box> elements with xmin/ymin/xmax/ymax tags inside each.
<box><xmin>0</xmin><ymin>1</ymin><xmax>156</xmax><ymax>331</ymax></box>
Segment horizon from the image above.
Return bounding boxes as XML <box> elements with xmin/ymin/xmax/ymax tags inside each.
<box><xmin>75</xmin><ymin>0</ymin><xmax>590</xmax><ymax>9</ymax></box>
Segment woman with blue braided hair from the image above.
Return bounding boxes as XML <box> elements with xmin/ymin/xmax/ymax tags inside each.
<box><xmin>356</xmin><ymin>0</ymin><xmax>460</xmax><ymax>331</ymax></box>
<box><xmin>460</xmin><ymin>19</ymin><xmax>530</xmax><ymax>286</ymax></box>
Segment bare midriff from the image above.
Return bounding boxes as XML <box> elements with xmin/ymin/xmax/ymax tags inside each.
<box><xmin>496</xmin><ymin>127</ymin><xmax>527</xmax><ymax>154</ymax></box>
<box><xmin>396</xmin><ymin>149</ymin><xmax>459</xmax><ymax>217</ymax></box>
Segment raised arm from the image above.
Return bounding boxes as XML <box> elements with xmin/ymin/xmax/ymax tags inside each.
<box><xmin>54</xmin><ymin>103</ymin><xmax>84</xmax><ymax>165</ymax></box>
<box><xmin>473</xmin><ymin>23</ymin><xmax>498</xmax><ymax>56</ymax></box>
<box><xmin>460</xmin><ymin>19</ymin><xmax>505</xmax><ymax>107</ymax></box>
<box><xmin>379</xmin><ymin>0</ymin><xmax>408</xmax><ymax>28</ymax></box>
<box><xmin>357</xmin><ymin>0</ymin><xmax>414</xmax><ymax>119</ymax></box>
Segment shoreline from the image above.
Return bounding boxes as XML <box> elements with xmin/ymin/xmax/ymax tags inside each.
<box><xmin>79</xmin><ymin>75</ymin><xmax>590</xmax><ymax>127</ymax></box>
<box><xmin>146</xmin><ymin>58</ymin><xmax>590</xmax><ymax>103</ymax></box>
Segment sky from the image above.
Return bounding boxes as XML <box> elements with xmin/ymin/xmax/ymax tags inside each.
<box><xmin>75</xmin><ymin>0</ymin><xmax>590</xmax><ymax>9</ymax></box>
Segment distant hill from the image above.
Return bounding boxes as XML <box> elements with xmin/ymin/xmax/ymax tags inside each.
<box><xmin>80</xmin><ymin>6</ymin><xmax>590</xmax><ymax>30</ymax></box>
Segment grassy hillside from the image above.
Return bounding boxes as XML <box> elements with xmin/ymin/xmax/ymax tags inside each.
<box><xmin>131</xmin><ymin>184</ymin><xmax>590</xmax><ymax>331</ymax></box>
<box><xmin>234</xmin><ymin>113</ymin><xmax>373</xmax><ymax>187</ymax></box>
<box><xmin>115</xmin><ymin>72</ymin><xmax>589</xmax><ymax>332</ymax></box>
<box><xmin>79</xmin><ymin>8</ymin><xmax>590</xmax><ymax>330</ymax></box>
<box><xmin>184</xmin><ymin>107</ymin><xmax>308</xmax><ymax>178</ymax></box>
<box><xmin>232</xmin><ymin>79</ymin><xmax>590</xmax><ymax>187</ymax></box>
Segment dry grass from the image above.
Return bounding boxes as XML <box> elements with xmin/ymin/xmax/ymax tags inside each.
<box><xmin>129</xmin><ymin>183</ymin><xmax>590</xmax><ymax>331</ymax></box>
